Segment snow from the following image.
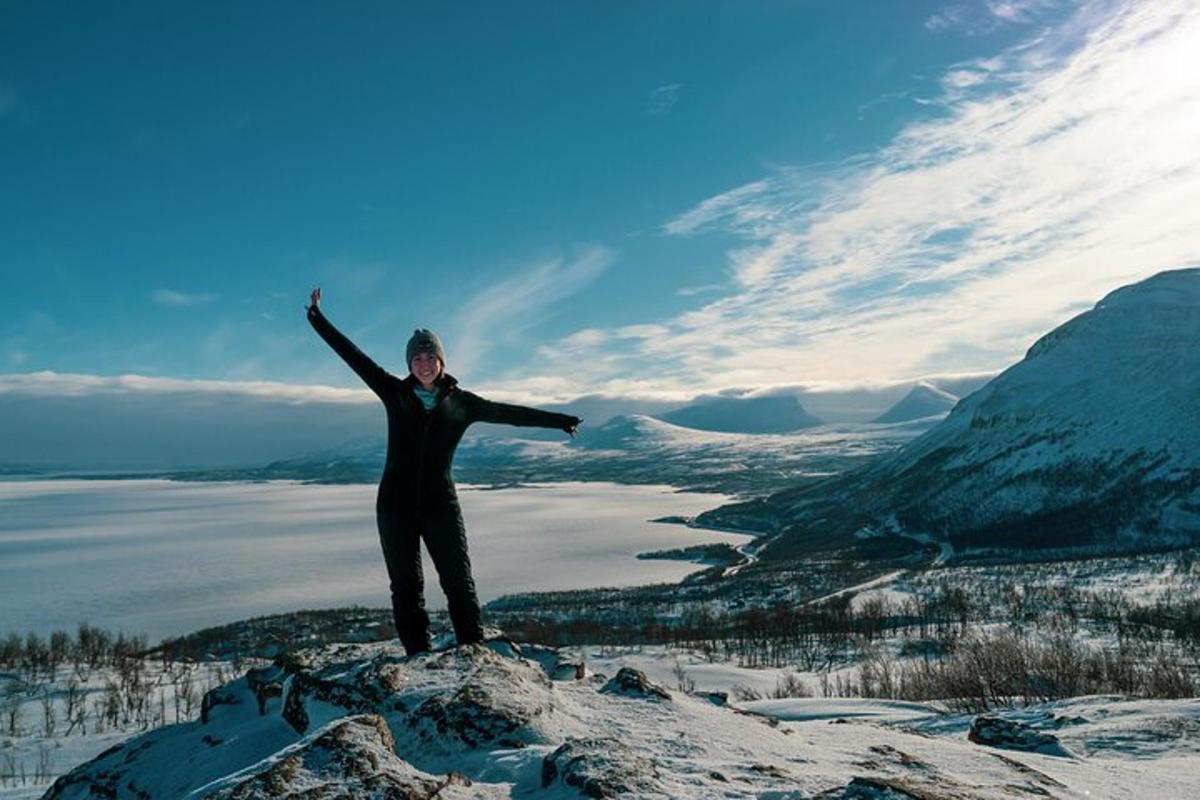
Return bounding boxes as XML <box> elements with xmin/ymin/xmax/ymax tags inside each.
<box><xmin>35</xmin><ymin>642</ymin><xmax>1200</xmax><ymax>799</ymax></box>
<box><xmin>745</xmin><ymin>268</ymin><xmax>1200</xmax><ymax>554</ymax></box>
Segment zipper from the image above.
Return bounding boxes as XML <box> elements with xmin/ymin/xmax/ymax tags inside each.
<box><xmin>413</xmin><ymin>384</ymin><xmax>453</xmax><ymax>513</ymax></box>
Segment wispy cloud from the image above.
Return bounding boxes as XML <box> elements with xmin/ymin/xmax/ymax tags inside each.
<box><xmin>152</xmin><ymin>288</ymin><xmax>218</xmax><ymax>307</ymax></box>
<box><xmin>531</xmin><ymin>0</ymin><xmax>1200</xmax><ymax>393</ymax></box>
<box><xmin>926</xmin><ymin>0</ymin><xmax>1058</xmax><ymax>34</ymax></box>
<box><xmin>449</xmin><ymin>246</ymin><xmax>614</xmax><ymax>375</ymax></box>
<box><xmin>647</xmin><ymin>83</ymin><xmax>682</xmax><ymax>115</ymax></box>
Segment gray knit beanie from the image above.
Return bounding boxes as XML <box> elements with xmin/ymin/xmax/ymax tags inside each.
<box><xmin>406</xmin><ymin>328</ymin><xmax>446</xmax><ymax>368</ymax></box>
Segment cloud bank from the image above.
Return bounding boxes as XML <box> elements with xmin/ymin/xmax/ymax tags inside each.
<box><xmin>0</xmin><ymin>372</ymin><xmax>379</xmax><ymax>470</ymax></box>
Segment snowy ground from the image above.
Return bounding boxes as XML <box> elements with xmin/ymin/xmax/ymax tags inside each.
<box><xmin>34</xmin><ymin>640</ymin><xmax>1200</xmax><ymax>799</ymax></box>
<box><xmin>0</xmin><ymin>660</ymin><xmax>239</xmax><ymax>798</ymax></box>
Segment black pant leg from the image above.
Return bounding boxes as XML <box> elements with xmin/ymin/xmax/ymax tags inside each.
<box><xmin>420</xmin><ymin>503</ymin><xmax>484</xmax><ymax>645</ymax></box>
<box><xmin>376</xmin><ymin>510</ymin><xmax>431</xmax><ymax>655</ymax></box>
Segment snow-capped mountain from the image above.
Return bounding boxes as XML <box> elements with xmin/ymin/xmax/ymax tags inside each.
<box><xmin>706</xmin><ymin>269</ymin><xmax>1200</xmax><ymax>560</ymax></box>
<box><xmin>872</xmin><ymin>381</ymin><xmax>958</xmax><ymax>424</ymax></box>
<box><xmin>655</xmin><ymin>393</ymin><xmax>824</xmax><ymax>433</ymax></box>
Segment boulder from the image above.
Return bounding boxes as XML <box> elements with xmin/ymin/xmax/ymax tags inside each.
<box><xmin>599</xmin><ymin>667</ymin><xmax>671</xmax><ymax>701</ymax></box>
<box><xmin>968</xmin><ymin>714</ymin><xmax>1071</xmax><ymax>757</ymax></box>
<box><xmin>541</xmin><ymin>737</ymin><xmax>664</xmax><ymax>799</ymax></box>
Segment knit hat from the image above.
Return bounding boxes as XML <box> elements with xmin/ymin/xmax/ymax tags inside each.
<box><xmin>406</xmin><ymin>328</ymin><xmax>446</xmax><ymax>369</ymax></box>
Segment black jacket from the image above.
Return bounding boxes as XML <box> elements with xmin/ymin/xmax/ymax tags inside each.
<box><xmin>308</xmin><ymin>306</ymin><xmax>577</xmax><ymax>512</ymax></box>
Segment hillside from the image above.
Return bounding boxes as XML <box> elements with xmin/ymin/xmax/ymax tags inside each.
<box><xmin>703</xmin><ymin>269</ymin><xmax>1200</xmax><ymax>561</ymax></box>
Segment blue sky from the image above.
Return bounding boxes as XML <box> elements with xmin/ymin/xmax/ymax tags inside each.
<box><xmin>3</xmin><ymin>0</ymin><xmax>1199</xmax><ymax>404</ymax></box>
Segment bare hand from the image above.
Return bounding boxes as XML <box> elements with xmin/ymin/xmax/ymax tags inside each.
<box><xmin>309</xmin><ymin>287</ymin><xmax>321</xmax><ymax>309</ymax></box>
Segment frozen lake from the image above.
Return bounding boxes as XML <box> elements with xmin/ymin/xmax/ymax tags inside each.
<box><xmin>0</xmin><ymin>479</ymin><xmax>747</xmax><ymax>642</ymax></box>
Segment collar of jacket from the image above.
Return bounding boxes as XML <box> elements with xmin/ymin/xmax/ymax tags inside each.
<box><xmin>402</xmin><ymin>373</ymin><xmax>459</xmax><ymax>393</ymax></box>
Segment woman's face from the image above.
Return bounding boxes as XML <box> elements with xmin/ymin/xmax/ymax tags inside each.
<box><xmin>411</xmin><ymin>352</ymin><xmax>443</xmax><ymax>387</ymax></box>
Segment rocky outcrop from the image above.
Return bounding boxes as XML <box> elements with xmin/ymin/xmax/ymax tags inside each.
<box><xmin>599</xmin><ymin>667</ymin><xmax>671</xmax><ymax>701</ymax></box>
<box><xmin>541</xmin><ymin>737</ymin><xmax>664</xmax><ymax>798</ymax></box>
<box><xmin>200</xmin><ymin>714</ymin><xmax>479</xmax><ymax>799</ymax></box>
<box><xmin>968</xmin><ymin>715</ymin><xmax>1071</xmax><ymax>756</ymax></box>
<box><xmin>405</xmin><ymin>647</ymin><xmax>557</xmax><ymax>751</ymax></box>
<box><xmin>49</xmin><ymin>638</ymin><xmax>1186</xmax><ymax>799</ymax></box>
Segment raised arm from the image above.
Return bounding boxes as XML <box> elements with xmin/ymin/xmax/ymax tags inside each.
<box><xmin>464</xmin><ymin>392</ymin><xmax>581</xmax><ymax>436</ymax></box>
<box><xmin>306</xmin><ymin>288</ymin><xmax>394</xmax><ymax>398</ymax></box>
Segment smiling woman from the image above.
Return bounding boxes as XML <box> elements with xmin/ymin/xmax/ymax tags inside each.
<box><xmin>305</xmin><ymin>288</ymin><xmax>582</xmax><ymax>655</ymax></box>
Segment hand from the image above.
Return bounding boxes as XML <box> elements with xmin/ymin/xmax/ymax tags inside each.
<box><xmin>564</xmin><ymin>417</ymin><xmax>582</xmax><ymax>438</ymax></box>
<box><xmin>309</xmin><ymin>287</ymin><xmax>321</xmax><ymax>310</ymax></box>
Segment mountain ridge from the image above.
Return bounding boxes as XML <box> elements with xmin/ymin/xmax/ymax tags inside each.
<box><xmin>702</xmin><ymin>268</ymin><xmax>1200</xmax><ymax>561</ymax></box>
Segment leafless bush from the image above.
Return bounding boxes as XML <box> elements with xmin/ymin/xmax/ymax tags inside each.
<box><xmin>39</xmin><ymin>687</ymin><xmax>56</xmax><ymax>737</ymax></box>
<box><xmin>772</xmin><ymin>671</ymin><xmax>812</xmax><ymax>699</ymax></box>
<box><xmin>671</xmin><ymin>659</ymin><xmax>696</xmax><ymax>694</ymax></box>
<box><xmin>729</xmin><ymin>683</ymin><xmax>763</xmax><ymax>702</ymax></box>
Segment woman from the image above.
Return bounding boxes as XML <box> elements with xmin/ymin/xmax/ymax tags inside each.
<box><xmin>306</xmin><ymin>287</ymin><xmax>581</xmax><ymax>655</ymax></box>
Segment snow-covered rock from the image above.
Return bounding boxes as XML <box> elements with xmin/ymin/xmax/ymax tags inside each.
<box><xmin>714</xmin><ymin>269</ymin><xmax>1200</xmax><ymax>560</ymax></box>
<box><xmin>39</xmin><ymin>640</ymin><xmax>1200</xmax><ymax>799</ymax></box>
<box><xmin>968</xmin><ymin>714</ymin><xmax>1071</xmax><ymax>757</ymax></box>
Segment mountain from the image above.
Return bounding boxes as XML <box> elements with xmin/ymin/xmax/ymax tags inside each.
<box><xmin>570</xmin><ymin>413</ymin><xmax>737</xmax><ymax>450</ymax></box>
<box><xmin>656</xmin><ymin>394</ymin><xmax>824</xmax><ymax>433</ymax></box>
<box><xmin>872</xmin><ymin>381</ymin><xmax>959</xmax><ymax>424</ymax></box>
<box><xmin>703</xmin><ymin>269</ymin><xmax>1200</xmax><ymax>561</ymax></box>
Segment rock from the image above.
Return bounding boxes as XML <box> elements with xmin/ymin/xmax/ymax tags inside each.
<box><xmin>201</xmin><ymin>684</ymin><xmax>244</xmax><ymax>724</ymax></box>
<box><xmin>281</xmin><ymin>649</ymin><xmax>410</xmax><ymax>734</ymax></box>
<box><xmin>599</xmin><ymin>667</ymin><xmax>671</xmax><ymax>701</ymax></box>
<box><xmin>406</xmin><ymin>645</ymin><xmax>557</xmax><ymax>750</ymax></box>
<box><xmin>246</xmin><ymin>665</ymin><xmax>286</xmax><ymax>715</ymax></box>
<box><xmin>198</xmin><ymin>714</ymin><xmax>476</xmax><ymax>799</ymax></box>
<box><xmin>968</xmin><ymin>715</ymin><xmax>1071</xmax><ymax>756</ymax></box>
<box><xmin>541</xmin><ymin>737</ymin><xmax>664</xmax><ymax>799</ymax></box>
<box><xmin>518</xmin><ymin>642</ymin><xmax>588</xmax><ymax>680</ymax></box>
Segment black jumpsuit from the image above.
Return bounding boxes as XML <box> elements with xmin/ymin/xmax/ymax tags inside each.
<box><xmin>307</xmin><ymin>305</ymin><xmax>578</xmax><ymax>654</ymax></box>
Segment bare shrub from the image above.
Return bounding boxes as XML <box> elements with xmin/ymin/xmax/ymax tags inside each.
<box><xmin>772</xmin><ymin>671</ymin><xmax>811</xmax><ymax>699</ymax></box>
<box><xmin>671</xmin><ymin>659</ymin><xmax>696</xmax><ymax>694</ymax></box>
<box><xmin>729</xmin><ymin>683</ymin><xmax>763</xmax><ymax>702</ymax></box>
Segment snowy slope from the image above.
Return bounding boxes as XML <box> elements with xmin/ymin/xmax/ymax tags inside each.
<box><xmin>40</xmin><ymin>640</ymin><xmax>1200</xmax><ymax>799</ymax></box>
<box><xmin>710</xmin><ymin>269</ymin><xmax>1200</xmax><ymax>559</ymax></box>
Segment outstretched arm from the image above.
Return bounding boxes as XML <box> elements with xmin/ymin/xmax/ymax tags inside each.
<box><xmin>466</xmin><ymin>392</ymin><xmax>581</xmax><ymax>437</ymax></box>
<box><xmin>306</xmin><ymin>287</ymin><xmax>393</xmax><ymax>398</ymax></box>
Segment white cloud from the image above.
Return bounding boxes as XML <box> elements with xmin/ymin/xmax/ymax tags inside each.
<box><xmin>0</xmin><ymin>371</ymin><xmax>383</xmax><ymax>469</ymax></box>
<box><xmin>534</xmin><ymin>0</ymin><xmax>1200</xmax><ymax>393</ymax></box>
<box><xmin>152</xmin><ymin>288</ymin><xmax>218</xmax><ymax>307</ymax></box>
<box><xmin>927</xmin><ymin>0</ymin><xmax>1059</xmax><ymax>34</ymax></box>
<box><xmin>662</xmin><ymin>179</ymin><xmax>772</xmax><ymax>236</ymax></box>
<box><xmin>0</xmin><ymin>370</ymin><xmax>372</xmax><ymax>403</ymax></box>
<box><xmin>647</xmin><ymin>83</ymin><xmax>681</xmax><ymax>115</ymax></box>
<box><xmin>449</xmin><ymin>246</ymin><xmax>614</xmax><ymax>375</ymax></box>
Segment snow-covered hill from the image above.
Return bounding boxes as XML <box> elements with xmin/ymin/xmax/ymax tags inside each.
<box><xmin>167</xmin><ymin>413</ymin><xmax>934</xmax><ymax>497</ymax></box>
<box><xmin>707</xmin><ymin>269</ymin><xmax>1200</xmax><ymax>560</ymax></box>
<box><xmin>872</xmin><ymin>381</ymin><xmax>958</xmax><ymax>424</ymax></box>
<box><xmin>40</xmin><ymin>640</ymin><xmax>1200</xmax><ymax>799</ymax></box>
<box><xmin>656</xmin><ymin>393</ymin><xmax>824</xmax><ymax>433</ymax></box>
